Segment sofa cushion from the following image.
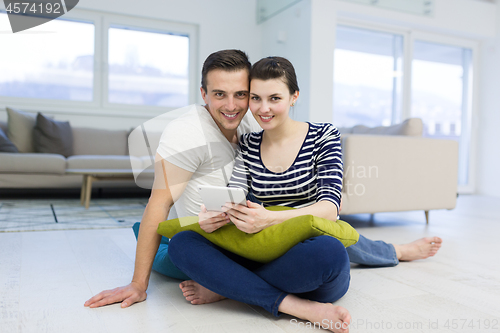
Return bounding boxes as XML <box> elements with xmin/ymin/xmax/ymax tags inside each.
<box><xmin>0</xmin><ymin>153</ymin><xmax>66</xmax><ymax>174</ymax></box>
<box><xmin>0</xmin><ymin>121</ymin><xmax>7</xmax><ymax>133</ymax></box>
<box><xmin>67</xmin><ymin>155</ymin><xmax>139</xmax><ymax>170</ymax></box>
<box><xmin>351</xmin><ymin>118</ymin><xmax>423</xmax><ymax>136</ymax></box>
<box><xmin>0</xmin><ymin>128</ymin><xmax>19</xmax><ymax>153</ymax></box>
<box><xmin>33</xmin><ymin>113</ymin><xmax>74</xmax><ymax>157</ymax></box>
<box><xmin>72</xmin><ymin>127</ymin><xmax>128</xmax><ymax>155</ymax></box>
<box><xmin>6</xmin><ymin>107</ymin><xmax>36</xmax><ymax>152</ymax></box>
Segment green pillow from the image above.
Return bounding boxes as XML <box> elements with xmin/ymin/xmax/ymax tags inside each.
<box><xmin>157</xmin><ymin>206</ymin><xmax>359</xmax><ymax>263</ymax></box>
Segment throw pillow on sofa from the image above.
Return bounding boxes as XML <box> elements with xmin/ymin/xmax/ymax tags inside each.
<box><xmin>33</xmin><ymin>113</ymin><xmax>74</xmax><ymax>157</ymax></box>
<box><xmin>0</xmin><ymin>127</ymin><xmax>19</xmax><ymax>153</ymax></box>
<box><xmin>6</xmin><ymin>107</ymin><xmax>36</xmax><ymax>153</ymax></box>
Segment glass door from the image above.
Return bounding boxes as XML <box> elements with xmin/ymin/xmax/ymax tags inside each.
<box><xmin>411</xmin><ymin>40</ymin><xmax>473</xmax><ymax>186</ymax></box>
<box><xmin>333</xmin><ymin>25</ymin><xmax>404</xmax><ymax>128</ymax></box>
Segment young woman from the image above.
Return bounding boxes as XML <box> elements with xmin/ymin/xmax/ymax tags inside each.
<box><xmin>168</xmin><ymin>57</ymin><xmax>351</xmax><ymax>333</ymax></box>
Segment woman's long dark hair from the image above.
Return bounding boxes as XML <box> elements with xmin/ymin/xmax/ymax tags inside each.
<box><xmin>250</xmin><ymin>56</ymin><xmax>299</xmax><ymax>95</ymax></box>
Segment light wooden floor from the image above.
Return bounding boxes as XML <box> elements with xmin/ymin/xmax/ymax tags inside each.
<box><xmin>1</xmin><ymin>194</ymin><xmax>499</xmax><ymax>333</ymax></box>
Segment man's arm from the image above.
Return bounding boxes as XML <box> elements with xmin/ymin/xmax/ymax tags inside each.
<box><xmin>84</xmin><ymin>153</ymin><xmax>193</xmax><ymax>308</ymax></box>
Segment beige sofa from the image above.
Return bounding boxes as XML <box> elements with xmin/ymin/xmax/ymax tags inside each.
<box><xmin>0</xmin><ymin>120</ymin><xmax>153</xmax><ymax>189</ymax></box>
<box><xmin>338</xmin><ymin>118</ymin><xmax>459</xmax><ymax>223</ymax></box>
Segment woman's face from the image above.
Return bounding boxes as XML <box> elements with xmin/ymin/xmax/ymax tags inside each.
<box><xmin>249</xmin><ymin>78</ymin><xmax>298</xmax><ymax>130</ymax></box>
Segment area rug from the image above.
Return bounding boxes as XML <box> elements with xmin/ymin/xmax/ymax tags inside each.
<box><xmin>0</xmin><ymin>199</ymin><xmax>147</xmax><ymax>232</ymax></box>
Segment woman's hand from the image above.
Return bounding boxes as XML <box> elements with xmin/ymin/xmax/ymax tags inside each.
<box><xmin>198</xmin><ymin>204</ymin><xmax>230</xmax><ymax>233</ymax></box>
<box><xmin>224</xmin><ymin>201</ymin><xmax>276</xmax><ymax>234</ymax></box>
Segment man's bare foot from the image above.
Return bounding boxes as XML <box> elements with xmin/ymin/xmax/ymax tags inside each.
<box><xmin>179</xmin><ymin>280</ymin><xmax>226</xmax><ymax>305</ymax></box>
<box><xmin>394</xmin><ymin>237</ymin><xmax>443</xmax><ymax>261</ymax></box>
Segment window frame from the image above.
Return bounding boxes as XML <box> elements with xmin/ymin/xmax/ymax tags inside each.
<box><xmin>0</xmin><ymin>8</ymin><xmax>198</xmax><ymax>118</ymax></box>
<box><xmin>0</xmin><ymin>10</ymin><xmax>100</xmax><ymax>110</ymax></box>
<box><xmin>333</xmin><ymin>23</ymin><xmax>406</xmax><ymax>128</ymax></box>
<box><xmin>334</xmin><ymin>20</ymin><xmax>409</xmax><ymax>126</ymax></box>
<box><xmin>102</xmin><ymin>13</ymin><xmax>198</xmax><ymax>114</ymax></box>
<box><xmin>335</xmin><ymin>19</ymin><xmax>479</xmax><ymax>194</ymax></box>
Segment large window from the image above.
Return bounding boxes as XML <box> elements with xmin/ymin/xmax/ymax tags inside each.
<box><xmin>0</xmin><ymin>13</ymin><xmax>94</xmax><ymax>101</ymax></box>
<box><xmin>412</xmin><ymin>41</ymin><xmax>473</xmax><ymax>186</ymax></box>
<box><xmin>108</xmin><ymin>27</ymin><xmax>189</xmax><ymax>107</ymax></box>
<box><xmin>334</xmin><ymin>26</ymin><xmax>403</xmax><ymax>128</ymax></box>
<box><xmin>333</xmin><ymin>24</ymin><xmax>476</xmax><ymax>191</ymax></box>
<box><xmin>0</xmin><ymin>10</ymin><xmax>197</xmax><ymax>112</ymax></box>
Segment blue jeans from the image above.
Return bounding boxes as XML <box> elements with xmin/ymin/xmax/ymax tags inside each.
<box><xmin>168</xmin><ymin>231</ymin><xmax>350</xmax><ymax>317</ymax></box>
<box><xmin>346</xmin><ymin>234</ymin><xmax>399</xmax><ymax>267</ymax></box>
<box><xmin>132</xmin><ymin>222</ymin><xmax>190</xmax><ymax>280</ymax></box>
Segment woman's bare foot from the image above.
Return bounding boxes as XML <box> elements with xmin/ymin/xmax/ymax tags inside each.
<box><xmin>279</xmin><ymin>295</ymin><xmax>350</xmax><ymax>333</ymax></box>
<box><xmin>179</xmin><ymin>280</ymin><xmax>226</xmax><ymax>305</ymax></box>
<box><xmin>394</xmin><ymin>237</ymin><xmax>443</xmax><ymax>261</ymax></box>
<box><xmin>308</xmin><ymin>302</ymin><xmax>350</xmax><ymax>333</ymax></box>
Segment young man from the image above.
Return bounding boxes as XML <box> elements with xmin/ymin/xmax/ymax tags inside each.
<box><xmin>84</xmin><ymin>49</ymin><xmax>442</xmax><ymax>309</ymax></box>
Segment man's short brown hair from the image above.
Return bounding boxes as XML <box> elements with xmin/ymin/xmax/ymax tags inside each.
<box><xmin>201</xmin><ymin>50</ymin><xmax>251</xmax><ymax>92</ymax></box>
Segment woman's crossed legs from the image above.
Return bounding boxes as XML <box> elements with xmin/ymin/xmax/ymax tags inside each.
<box><xmin>168</xmin><ymin>232</ymin><xmax>351</xmax><ymax>332</ymax></box>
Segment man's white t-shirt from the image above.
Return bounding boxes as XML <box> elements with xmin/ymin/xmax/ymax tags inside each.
<box><xmin>156</xmin><ymin>104</ymin><xmax>261</xmax><ymax>219</ymax></box>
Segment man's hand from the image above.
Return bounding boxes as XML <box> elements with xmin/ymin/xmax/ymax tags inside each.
<box><xmin>225</xmin><ymin>200</ymin><xmax>275</xmax><ymax>234</ymax></box>
<box><xmin>84</xmin><ymin>282</ymin><xmax>147</xmax><ymax>309</ymax></box>
<box><xmin>198</xmin><ymin>204</ymin><xmax>230</xmax><ymax>233</ymax></box>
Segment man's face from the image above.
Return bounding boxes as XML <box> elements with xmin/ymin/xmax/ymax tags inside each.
<box><xmin>201</xmin><ymin>69</ymin><xmax>249</xmax><ymax>135</ymax></box>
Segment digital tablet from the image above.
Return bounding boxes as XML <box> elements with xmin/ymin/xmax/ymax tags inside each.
<box><xmin>198</xmin><ymin>185</ymin><xmax>247</xmax><ymax>212</ymax></box>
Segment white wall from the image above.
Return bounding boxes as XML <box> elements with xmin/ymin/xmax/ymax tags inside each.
<box><xmin>259</xmin><ymin>0</ymin><xmax>337</xmax><ymax>123</ymax></box>
<box><xmin>260</xmin><ymin>0</ymin><xmax>313</xmax><ymax>122</ymax></box>
<box><xmin>0</xmin><ymin>0</ymin><xmax>261</xmax><ymax>130</ymax></box>
<box><xmin>334</xmin><ymin>0</ymin><xmax>496</xmax><ymax>40</ymax></box>
<box><xmin>477</xmin><ymin>2</ymin><xmax>500</xmax><ymax>198</ymax></box>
